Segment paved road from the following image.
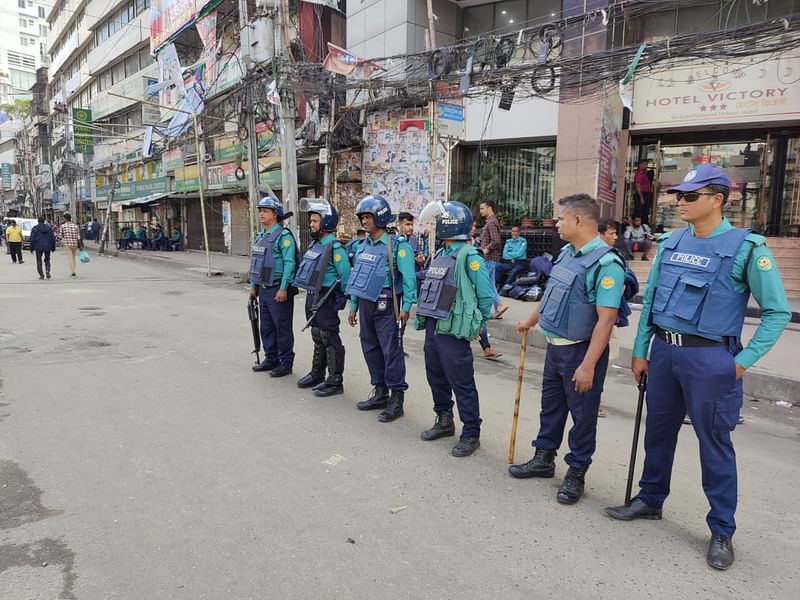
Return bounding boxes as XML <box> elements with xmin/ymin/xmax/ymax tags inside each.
<box><xmin>1</xmin><ymin>253</ymin><xmax>798</xmax><ymax>599</ymax></box>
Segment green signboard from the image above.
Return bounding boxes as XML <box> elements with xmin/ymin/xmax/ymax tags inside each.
<box><xmin>96</xmin><ymin>177</ymin><xmax>168</xmax><ymax>202</ymax></box>
<box><xmin>1</xmin><ymin>163</ymin><xmax>11</xmax><ymax>188</ymax></box>
<box><xmin>72</xmin><ymin>108</ymin><xmax>94</xmax><ymax>154</ymax></box>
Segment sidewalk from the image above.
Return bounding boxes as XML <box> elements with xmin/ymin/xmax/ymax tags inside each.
<box><xmin>87</xmin><ymin>242</ymin><xmax>799</xmax><ymax>406</ymax></box>
<box><xmin>485</xmin><ymin>298</ymin><xmax>800</xmax><ymax>407</ymax></box>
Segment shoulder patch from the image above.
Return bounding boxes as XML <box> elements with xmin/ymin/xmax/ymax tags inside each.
<box><xmin>469</xmin><ymin>259</ymin><xmax>481</xmax><ymax>272</ymax></box>
<box><xmin>334</xmin><ymin>253</ymin><xmax>342</xmax><ymax>263</ymax></box>
<box><xmin>601</xmin><ymin>276</ymin><xmax>616</xmax><ymax>289</ymax></box>
<box><xmin>756</xmin><ymin>256</ymin><xmax>773</xmax><ymax>271</ymax></box>
<box><xmin>282</xmin><ymin>238</ymin><xmax>291</xmax><ymax>248</ymax></box>
<box><xmin>398</xmin><ymin>248</ymin><xmax>407</xmax><ymax>258</ymax></box>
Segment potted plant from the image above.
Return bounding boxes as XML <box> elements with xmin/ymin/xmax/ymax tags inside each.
<box><xmin>520</xmin><ymin>215</ymin><xmax>536</xmax><ymax>229</ymax></box>
<box><xmin>541</xmin><ymin>201</ymin><xmax>556</xmax><ymax>227</ymax></box>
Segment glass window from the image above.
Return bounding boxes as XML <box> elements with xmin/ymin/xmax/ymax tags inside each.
<box><xmin>112</xmin><ymin>62</ymin><xmax>125</xmax><ymax>84</ymax></box>
<box><xmin>120</xmin><ymin>5</ymin><xmax>130</xmax><ymax>25</ymax></box>
<box><xmin>20</xmin><ymin>17</ymin><xmax>27</xmax><ymax>27</ymax></box>
<box><xmin>494</xmin><ymin>0</ymin><xmax>526</xmax><ymax>35</ymax></box>
<box><xmin>20</xmin><ymin>37</ymin><xmax>28</xmax><ymax>46</ymax></box>
<box><xmin>125</xmin><ymin>54</ymin><xmax>139</xmax><ymax>77</ymax></box>
<box><xmin>38</xmin><ymin>6</ymin><xmax>45</xmax><ymax>18</ymax></box>
<box><xmin>677</xmin><ymin>0</ymin><xmax>718</xmax><ymax>35</ymax></box>
<box><xmin>139</xmin><ymin>49</ymin><xmax>154</xmax><ymax>67</ymax></box>
<box><xmin>463</xmin><ymin>4</ymin><xmax>493</xmax><ymax>37</ymax></box>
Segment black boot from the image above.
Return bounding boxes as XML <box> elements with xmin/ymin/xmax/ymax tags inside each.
<box><xmin>357</xmin><ymin>385</ymin><xmax>389</xmax><ymax>410</ymax></box>
<box><xmin>297</xmin><ymin>341</ymin><xmax>326</xmax><ymax>389</ymax></box>
<box><xmin>557</xmin><ymin>465</ymin><xmax>589</xmax><ymax>505</ymax></box>
<box><xmin>420</xmin><ymin>410</ymin><xmax>456</xmax><ymax>440</ymax></box>
<box><xmin>706</xmin><ymin>535</ymin><xmax>734</xmax><ymax>570</ymax></box>
<box><xmin>451</xmin><ymin>437</ymin><xmax>480</xmax><ymax>457</ymax></box>
<box><xmin>313</xmin><ymin>347</ymin><xmax>344</xmax><ymax>397</ymax></box>
<box><xmin>508</xmin><ymin>448</ymin><xmax>557</xmax><ymax>479</ymax></box>
<box><xmin>378</xmin><ymin>389</ymin><xmax>404</xmax><ymax>422</ymax></box>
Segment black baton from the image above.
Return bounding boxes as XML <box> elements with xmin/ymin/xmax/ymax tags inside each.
<box><xmin>625</xmin><ymin>373</ymin><xmax>647</xmax><ymax>505</ymax></box>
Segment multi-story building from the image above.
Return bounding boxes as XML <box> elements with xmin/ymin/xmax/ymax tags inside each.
<box><xmin>0</xmin><ymin>0</ymin><xmax>52</xmax><ymax>105</ymax></box>
<box><xmin>344</xmin><ymin>0</ymin><xmax>799</xmax><ymax>243</ymax></box>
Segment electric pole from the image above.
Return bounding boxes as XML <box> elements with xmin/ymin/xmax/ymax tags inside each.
<box><xmin>238</xmin><ymin>0</ymin><xmax>260</xmax><ymax>241</ymax></box>
<box><xmin>276</xmin><ymin>0</ymin><xmax>299</xmax><ymax>234</ymax></box>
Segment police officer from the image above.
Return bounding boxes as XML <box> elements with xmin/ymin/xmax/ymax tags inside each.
<box><xmin>294</xmin><ymin>199</ymin><xmax>352</xmax><ymax>397</ymax></box>
<box><xmin>415</xmin><ymin>202</ymin><xmax>494</xmax><ymax>457</ymax></box>
<box><xmin>248</xmin><ymin>196</ymin><xmax>297</xmax><ymax>377</ymax></box>
<box><xmin>605</xmin><ymin>164</ymin><xmax>791</xmax><ymax>571</ymax></box>
<box><xmin>512</xmin><ymin>194</ymin><xmax>624</xmax><ymax>504</ymax></box>
<box><xmin>346</xmin><ymin>195</ymin><xmax>417</xmax><ymax>422</ymax></box>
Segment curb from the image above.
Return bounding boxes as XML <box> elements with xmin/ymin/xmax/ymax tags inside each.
<box><xmin>486</xmin><ymin>319</ymin><xmax>800</xmax><ymax>408</ymax></box>
<box><xmin>90</xmin><ymin>247</ymin><xmax>246</xmax><ymax>281</ymax></box>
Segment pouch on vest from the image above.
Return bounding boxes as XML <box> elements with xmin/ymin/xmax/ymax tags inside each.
<box><xmin>418</xmin><ymin>268</ymin><xmax>457</xmax><ymax>312</ymax></box>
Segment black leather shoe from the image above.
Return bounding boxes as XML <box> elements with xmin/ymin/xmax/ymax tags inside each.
<box><xmin>269</xmin><ymin>364</ymin><xmax>293</xmax><ymax>378</ymax></box>
<box><xmin>252</xmin><ymin>360</ymin><xmax>278</xmax><ymax>372</ymax></box>
<box><xmin>420</xmin><ymin>411</ymin><xmax>456</xmax><ymax>441</ymax></box>
<box><xmin>357</xmin><ymin>385</ymin><xmax>389</xmax><ymax>410</ymax></box>
<box><xmin>557</xmin><ymin>465</ymin><xmax>588</xmax><ymax>505</ymax></box>
<box><xmin>297</xmin><ymin>372</ymin><xmax>325</xmax><ymax>388</ymax></box>
<box><xmin>378</xmin><ymin>390</ymin><xmax>404</xmax><ymax>422</ymax></box>
<box><xmin>508</xmin><ymin>448</ymin><xmax>556</xmax><ymax>479</ymax></box>
<box><xmin>605</xmin><ymin>498</ymin><xmax>662</xmax><ymax>521</ymax></box>
<box><xmin>451</xmin><ymin>437</ymin><xmax>480</xmax><ymax>457</ymax></box>
<box><xmin>706</xmin><ymin>535</ymin><xmax>734</xmax><ymax>570</ymax></box>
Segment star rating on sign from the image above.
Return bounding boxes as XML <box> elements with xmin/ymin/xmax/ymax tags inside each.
<box><xmin>709</xmin><ymin>104</ymin><xmax>718</xmax><ymax>111</ymax></box>
<box><xmin>719</xmin><ymin>104</ymin><xmax>728</xmax><ymax>110</ymax></box>
<box><xmin>700</xmin><ymin>105</ymin><xmax>707</xmax><ymax>112</ymax></box>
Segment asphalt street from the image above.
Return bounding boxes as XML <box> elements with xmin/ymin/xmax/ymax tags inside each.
<box><xmin>1</xmin><ymin>252</ymin><xmax>798</xmax><ymax>599</ymax></box>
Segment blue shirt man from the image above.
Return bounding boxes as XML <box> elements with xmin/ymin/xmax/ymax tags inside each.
<box><xmin>497</xmin><ymin>225</ymin><xmax>529</xmax><ymax>286</ymax></box>
<box><xmin>605</xmin><ymin>164</ymin><xmax>791</xmax><ymax>572</ymax></box>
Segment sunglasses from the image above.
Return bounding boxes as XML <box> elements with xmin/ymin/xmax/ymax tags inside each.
<box><xmin>675</xmin><ymin>191</ymin><xmax>719</xmax><ymax>202</ymax></box>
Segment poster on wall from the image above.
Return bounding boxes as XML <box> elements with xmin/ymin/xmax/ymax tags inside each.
<box><xmin>335</xmin><ymin>182</ymin><xmax>364</xmax><ymax>236</ymax></box>
<box><xmin>336</xmin><ymin>151</ymin><xmax>362</xmax><ymax>183</ymax></box>
<box><xmin>597</xmin><ymin>82</ymin><xmax>623</xmax><ymax>204</ymax></box>
<box><xmin>360</xmin><ymin>109</ymin><xmax>446</xmax><ymax>217</ymax></box>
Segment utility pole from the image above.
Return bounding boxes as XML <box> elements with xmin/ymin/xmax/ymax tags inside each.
<box><xmin>191</xmin><ymin>112</ymin><xmax>213</xmax><ymax>277</ymax></box>
<box><xmin>99</xmin><ymin>166</ymin><xmax>117</xmax><ymax>254</ymax></box>
<box><xmin>238</xmin><ymin>0</ymin><xmax>260</xmax><ymax>240</ymax></box>
<box><xmin>276</xmin><ymin>0</ymin><xmax>299</xmax><ymax>234</ymax></box>
<box><xmin>426</xmin><ymin>1</ymin><xmax>439</xmax><ymax>204</ymax></box>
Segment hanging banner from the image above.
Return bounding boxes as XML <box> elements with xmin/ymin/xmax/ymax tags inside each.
<box><xmin>150</xmin><ymin>0</ymin><xmax>219</xmax><ymax>53</ymax></box>
<box><xmin>72</xmin><ymin>108</ymin><xmax>94</xmax><ymax>154</ymax></box>
<box><xmin>1</xmin><ymin>163</ymin><xmax>12</xmax><ymax>188</ymax></box>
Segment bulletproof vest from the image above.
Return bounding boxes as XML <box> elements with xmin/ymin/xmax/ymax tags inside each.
<box><xmin>416</xmin><ymin>248</ymin><xmax>463</xmax><ymax>320</ymax></box>
<box><xmin>539</xmin><ymin>245</ymin><xmax>614</xmax><ymax>341</ymax></box>
<box><xmin>248</xmin><ymin>227</ymin><xmax>283</xmax><ymax>287</ymax></box>
<box><xmin>651</xmin><ymin>227</ymin><xmax>750</xmax><ymax>339</ymax></box>
<box><xmin>346</xmin><ymin>236</ymin><xmax>401</xmax><ymax>302</ymax></box>
<box><xmin>294</xmin><ymin>240</ymin><xmax>333</xmax><ymax>292</ymax></box>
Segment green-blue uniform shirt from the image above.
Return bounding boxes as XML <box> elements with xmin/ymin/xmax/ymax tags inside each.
<box><xmin>633</xmin><ymin>218</ymin><xmax>791</xmax><ymax>369</ymax></box>
<box><xmin>249</xmin><ymin>223</ymin><xmax>297</xmax><ymax>291</ymax></box>
<box><xmin>349</xmin><ymin>232</ymin><xmax>418</xmax><ymax>313</ymax></box>
<box><xmin>541</xmin><ymin>235</ymin><xmax>625</xmax><ymax>338</ymax></box>
<box><xmin>445</xmin><ymin>240</ymin><xmax>494</xmax><ymax>322</ymax></box>
<box><xmin>503</xmin><ymin>237</ymin><xmax>528</xmax><ymax>261</ymax></box>
<box><xmin>318</xmin><ymin>233</ymin><xmax>352</xmax><ymax>291</ymax></box>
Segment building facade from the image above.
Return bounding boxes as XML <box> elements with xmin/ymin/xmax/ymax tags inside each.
<box><xmin>0</xmin><ymin>0</ymin><xmax>52</xmax><ymax>105</ymax></box>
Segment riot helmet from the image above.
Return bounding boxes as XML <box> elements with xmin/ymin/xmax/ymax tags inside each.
<box><xmin>435</xmin><ymin>201</ymin><xmax>473</xmax><ymax>241</ymax></box>
<box><xmin>355</xmin><ymin>195</ymin><xmax>393</xmax><ymax>228</ymax></box>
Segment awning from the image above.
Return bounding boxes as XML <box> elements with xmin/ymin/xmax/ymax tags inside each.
<box><xmin>120</xmin><ymin>192</ymin><xmax>171</xmax><ymax>208</ymax></box>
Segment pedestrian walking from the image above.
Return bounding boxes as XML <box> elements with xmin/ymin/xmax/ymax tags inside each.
<box><xmin>605</xmin><ymin>164</ymin><xmax>791</xmax><ymax>571</ymax></box>
<box><xmin>6</xmin><ymin>220</ymin><xmax>23</xmax><ymax>264</ymax></box>
<box><xmin>294</xmin><ymin>199</ymin><xmax>351</xmax><ymax>397</ymax></box>
<box><xmin>58</xmin><ymin>214</ymin><xmax>83</xmax><ymax>277</ymax></box>
<box><xmin>347</xmin><ymin>195</ymin><xmax>417</xmax><ymax>422</ymax></box>
<box><xmin>510</xmin><ymin>194</ymin><xmax>624</xmax><ymax>505</ymax></box>
<box><xmin>416</xmin><ymin>201</ymin><xmax>494</xmax><ymax>457</ymax></box>
<box><xmin>478</xmin><ymin>200</ymin><xmax>508</xmax><ymax>319</ymax></box>
<box><xmin>29</xmin><ymin>216</ymin><xmax>56</xmax><ymax>279</ymax></box>
<box><xmin>248</xmin><ymin>196</ymin><xmax>297</xmax><ymax>378</ymax></box>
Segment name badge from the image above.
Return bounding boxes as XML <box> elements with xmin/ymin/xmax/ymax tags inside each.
<box><xmin>669</xmin><ymin>252</ymin><xmax>710</xmax><ymax>268</ymax></box>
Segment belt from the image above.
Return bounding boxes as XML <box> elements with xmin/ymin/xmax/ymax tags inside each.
<box><xmin>545</xmin><ymin>336</ymin><xmax>584</xmax><ymax>346</ymax></box>
<box><xmin>655</xmin><ymin>328</ymin><xmax>726</xmax><ymax>348</ymax></box>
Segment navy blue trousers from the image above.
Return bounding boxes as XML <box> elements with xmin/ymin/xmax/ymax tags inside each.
<box><xmin>305</xmin><ymin>288</ymin><xmax>343</xmax><ymax>352</ymax></box>
<box><xmin>357</xmin><ymin>293</ymin><xmax>407</xmax><ymax>391</ymax></box>
<box><xmin>424</xmin><ymin>318</ymin><xmax>481</xmax><ymax>438</ymax></box>
<box><xmin>637</xmin><ymin>336</ymin><xmax>742</xmax><ymax>537</ymax></box>
<box><xmin>533</xmin><ymin>341</ymin><xmax>609</xmax><ymax>468</ymax></box>
<box><xmin>258</xmin><ymin>285</ymin><xmax>295</xmax><ymax>367</ymax></box>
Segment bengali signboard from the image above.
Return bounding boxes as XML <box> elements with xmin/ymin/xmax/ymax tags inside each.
<box><xmin>631</xmin><ymin>51</ymin><xmax>800</xmax><ymax>129</ymax></box>
<box><xmin>175</xmin><ymin>165</ymin><xmax>202</xmax><ymax>192</ymax></box>
<box><xmin>72</xmin><ymin>108</ymin><xmax>94</xmax><ymax>154</ymax></box>
<box><xmin>162</xmin><ymin>148</ymin><xmax>185</xmax><ymax>172</ymax></box>
<box><xmin>597</xmin><ymin>82</ymin><xmax>624</xmax><ymax>204</ymax></box>
<box><xmin>1</xmin><ymin>163</ymin><xmax>12</xmax><ymax>189</ymax></box>
<box><xmin>96</xmin><ymin>178</ymin><xmax>168</xmax><ymax>202</ymax></box>
<box><xmin>207</xmin><ymin>162</ymin><xmax>245</xmax><ymax>190</ymax></box>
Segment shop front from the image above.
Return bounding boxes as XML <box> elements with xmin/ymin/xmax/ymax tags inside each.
<box><xmin>628</xmin><ymin>51</ymin><xmax>800</xmax><ymax>236</ymax></box>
